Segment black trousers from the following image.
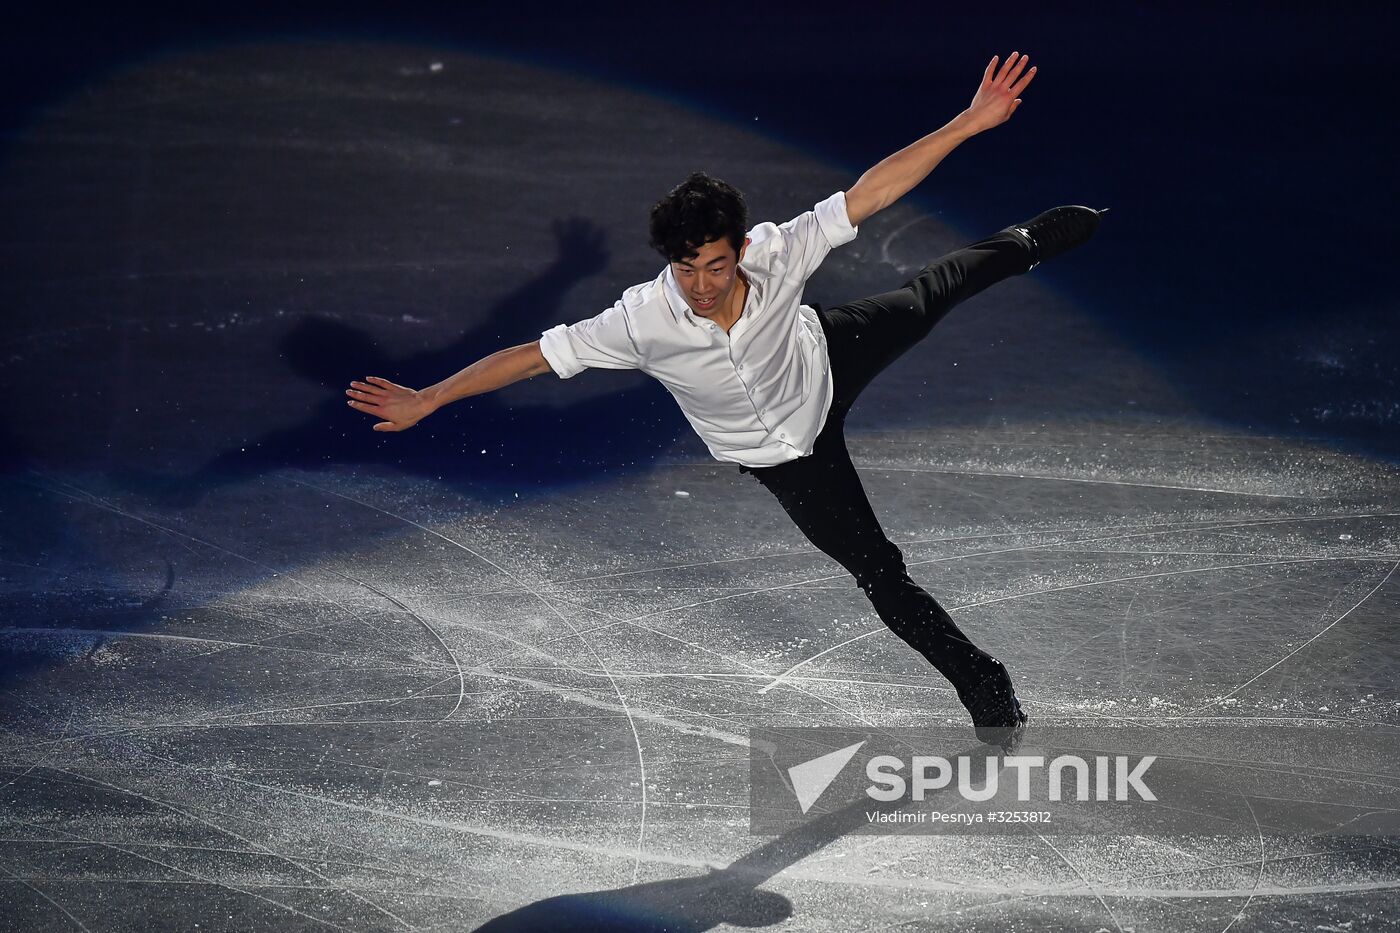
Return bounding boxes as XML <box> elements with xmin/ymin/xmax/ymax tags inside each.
<box><xmin>739</xmin><ymin>231</ymin><xmax>1032</xmax><ymax>693</ymax></box>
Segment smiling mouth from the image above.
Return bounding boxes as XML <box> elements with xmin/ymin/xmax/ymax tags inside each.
<box><xmin>694</xmin><ymin>296</ymin><xmax>717</xmax><ymax>308</ymax></box>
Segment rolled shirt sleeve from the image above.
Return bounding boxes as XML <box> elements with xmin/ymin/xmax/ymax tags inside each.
<box><xmin>539</xmin><ymin>301</ymin><xmax>643</xmax><ymax>379</ymax></box>
<box><xmin>814</xmin><ymin>189</ymin><xmax>859</xmax><ymax>249</ymax></box>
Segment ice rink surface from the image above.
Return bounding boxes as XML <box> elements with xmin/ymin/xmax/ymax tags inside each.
<box><xmin>2</xmin><ymin>41</ymin><xmax>1398</xmax><ymax>932</ymax></box>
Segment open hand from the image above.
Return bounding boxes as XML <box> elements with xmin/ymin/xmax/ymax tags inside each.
<box><xmin>964</xmin><ymin>51</ymin><xmax>1036</xmax><ymax>134</ymax></box>
<box><xmin>345</xmin><ymin>376</ymin><xmax>434</xmax><ymax>432</ymax></box>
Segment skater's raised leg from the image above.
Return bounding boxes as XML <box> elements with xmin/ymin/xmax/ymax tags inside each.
<box><xmin>821</xmin><ymin>207</ymin><xmax>1104</xmax><ymax>420</ymax></box>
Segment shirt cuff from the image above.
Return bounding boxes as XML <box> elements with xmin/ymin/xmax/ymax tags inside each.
<box><xmin>815</xmin><ymin>190</ymin><xmax>859</xmax><ymax>248</ymax></box>
<box><xmin>539</xmin><ymin>324</ymin><xmax>583</xmax><ymax>378</ymax></box>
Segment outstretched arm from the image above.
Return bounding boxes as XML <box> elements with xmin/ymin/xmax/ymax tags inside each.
<box><xmin>346</xmin><ymin>340</ymin><xmax>551</xmax><ymax>432</ymax></box>
<box><xmin>844</xmin><ymin>51</ymin><xmax>1037</xmax><ymax>227</ymax></box>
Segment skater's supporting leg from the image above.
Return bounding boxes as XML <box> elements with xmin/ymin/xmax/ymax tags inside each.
<box><xmin>743</xmin><ymin>423</ymin><xmax>1001</xmax><ymax>690</ymax></box>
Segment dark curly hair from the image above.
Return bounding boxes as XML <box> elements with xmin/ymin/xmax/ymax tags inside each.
<box><xmin>648</xmin><ymin>172</ymin><xmax>748</xmax><ymax>263</ymax></box>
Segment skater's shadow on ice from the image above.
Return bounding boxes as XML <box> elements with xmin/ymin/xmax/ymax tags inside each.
<box><xmin>472</xmin><ymin>749</ymin><xmax>986</xmax><ymax>931</ymax></box>
<box><xmin>118</xmin><ymin>216</ymin><xmax>685</xmax><ymax>508</ymax></box>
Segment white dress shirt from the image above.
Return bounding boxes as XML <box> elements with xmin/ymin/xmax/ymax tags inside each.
<box><xmin>539</xmin><ymin>190</ymin><xmax>859</xmax><ymax>468</ymax></box>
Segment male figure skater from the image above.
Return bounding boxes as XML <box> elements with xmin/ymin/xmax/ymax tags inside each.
<box><xmin>345</xmin><ymin>52</ymin><xmax>1103</xmax><ymax>749</ymax></box>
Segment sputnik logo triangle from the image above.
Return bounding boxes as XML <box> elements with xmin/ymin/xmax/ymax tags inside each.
<box><xmin>787</xmin><ymin>740</ymin><xmax>866</xmax><ymax>814</ymax></box>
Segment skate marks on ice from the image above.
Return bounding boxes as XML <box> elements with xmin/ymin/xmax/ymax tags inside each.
<box><xmin>5</xmin><ymin>424</ymin><xmax>1400</xmax><ymax>931</ymax></box>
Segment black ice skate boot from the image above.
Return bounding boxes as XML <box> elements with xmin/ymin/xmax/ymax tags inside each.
<box><xmin>1001</xmin><ymin>206</ymin><xmax>1108</xmax><ymax>272</ymax></box>
<box><xmin>957</xmin><ymin>659</ymin><xmax>1028</xmax><ymax>753</ymax></box>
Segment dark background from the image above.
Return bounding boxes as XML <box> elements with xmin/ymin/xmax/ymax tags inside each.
<box><xmin>2</xmin><ymin>9</ymin><xmax>1398</xmax><ymax>929</ymax></box>
<box><xmin>3</xmin><ymin>0</ymin><xmax>1397</xmax><ymax>462</ymax></box>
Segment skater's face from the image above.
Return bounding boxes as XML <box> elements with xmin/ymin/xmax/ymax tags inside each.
<box><xmin>672</xmin><ymin>236</ymin><xmax>750</xmax><ymax>321</ymax></box>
